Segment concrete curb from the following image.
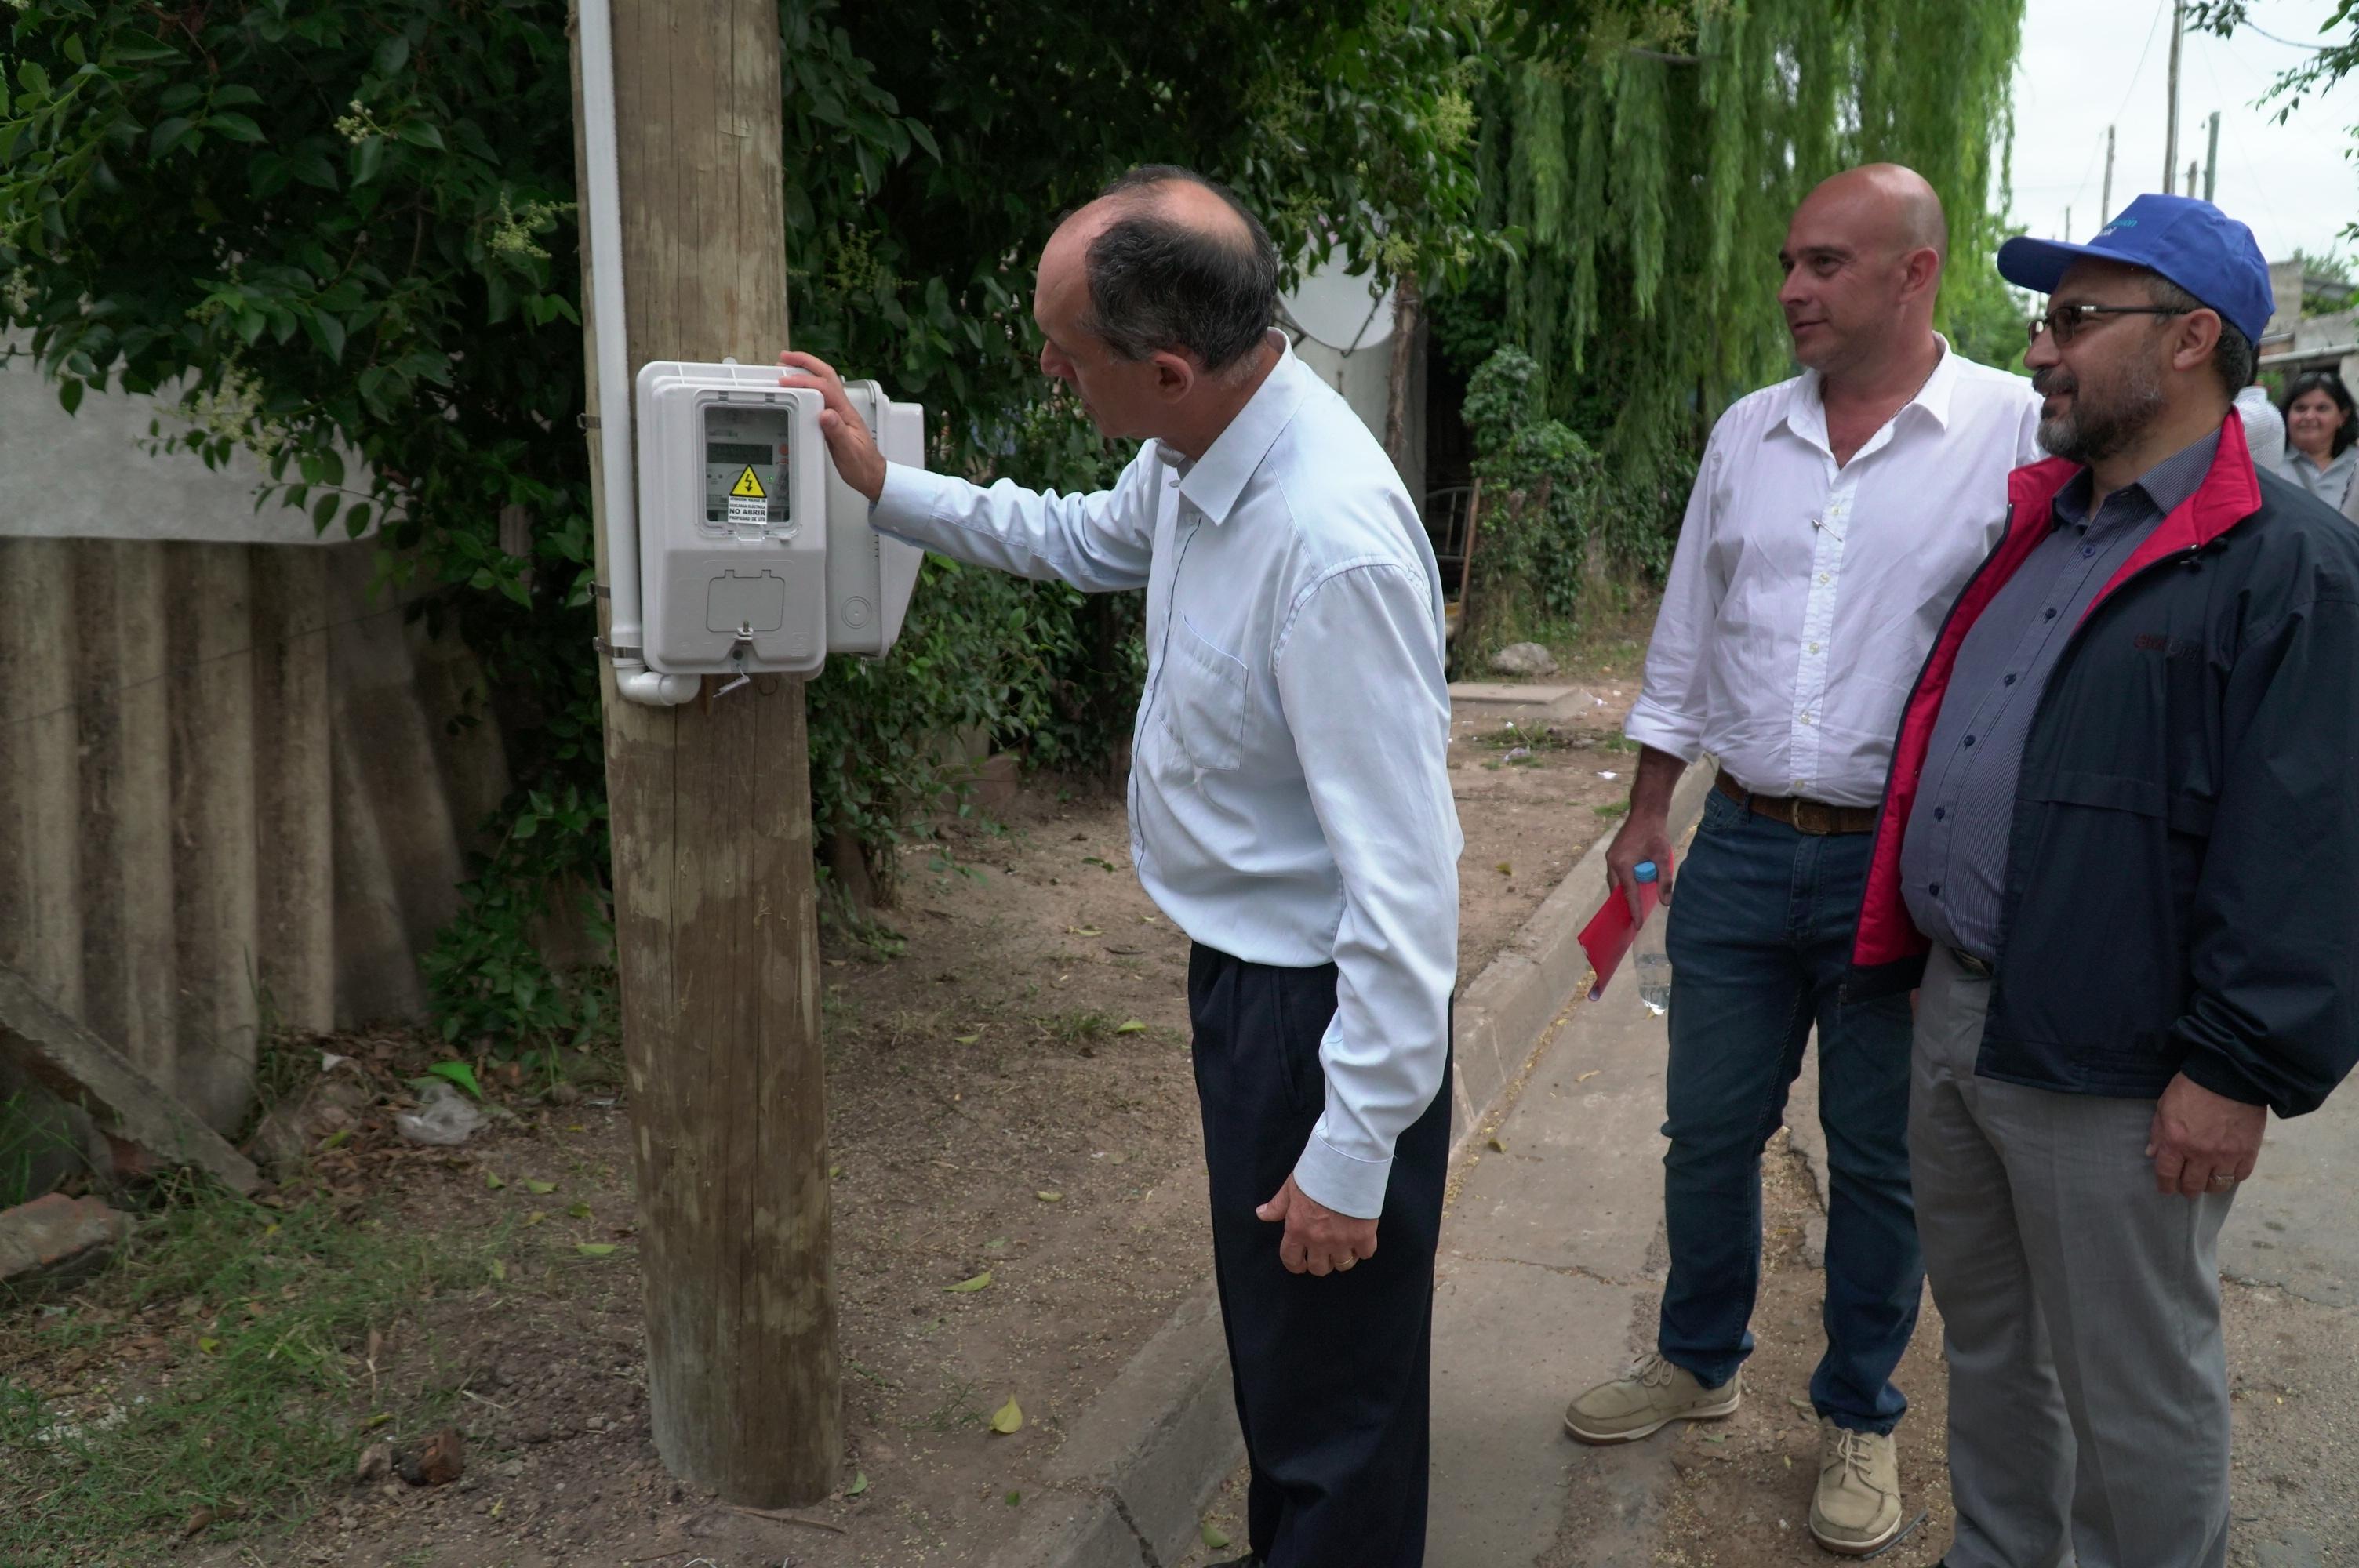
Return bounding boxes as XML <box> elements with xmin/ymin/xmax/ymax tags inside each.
<box><xmin>1447</xmin><ymin>762</ymin><xmax>1719</xmax><ymax>1164</ymax></box>
<box><xmin>987</xmin><ymin>762</ymin><xmax>1720</xmax><ymax>1568</ymax></box>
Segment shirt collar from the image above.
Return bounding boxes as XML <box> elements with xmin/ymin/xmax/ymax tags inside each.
<box><xmin>1169</xmin><ymin>333</ymin><xmax>1310</xmax><ymax>525</ymax></box>
<box><xmin>1774</xmin><ymin>333</ymin><xmax>1961</xmax><ymax>455</ymax></box>
<box><xmin>2052</xmin><ymin>427</ymin><xmax>2223</xmax><ymax>529</ymax></box>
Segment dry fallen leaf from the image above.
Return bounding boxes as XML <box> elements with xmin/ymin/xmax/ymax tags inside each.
<box><xmin>1114</xmin><ymin>1019</ymin><xmax>1147</xmax><ymax>1035</ymax></box>
<box><xmin>1201</xmin><ymin>1520</ymin><xmax>1232</xmax><ymax>1550</ymax></box>
<box><xmin>524</xmin><ymin>1179</ymin><xmax>557</xmax><ymax>1195</ymax></box>
<box><xmin>1034</xmin><ymin>1190</ymin><xmax>1063</xmax><ymax>1203</ymax></box>
<box><xmin>945</xmin><ymin>1271</ymin><xmax>992</xmax><ymax>1294</ymax></box>
<box><xmin>990</xmin><ymin>1396</ymin><xmax>1023</xmax><ymax>1435</ymax></box>
<box><xmin>576</xmin><ymin>1243</ymin><xmax>617</xmax><ymax>1258</ymax></box>
<box><xmin>1575</xmin><ymin>1070</ymin><xmax>1601</xmax><ymax>1083</ymax></box>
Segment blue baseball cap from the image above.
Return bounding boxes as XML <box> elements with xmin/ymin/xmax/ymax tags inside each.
<box><xmin>1997</xmin><ymin>193</ymin><xmax>2274</xmax><ymax>346</ymax></box>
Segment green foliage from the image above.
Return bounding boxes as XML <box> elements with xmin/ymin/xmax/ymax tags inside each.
<box><xmin>2</xmin><ymin>0</ymin><xmax>1492</xmax><ymax>1040</ymax></box>
<box><xmin>2283</xmin><ymin>248</ymin><xmax>2358</xmax><ymax>315</ymax></box>
<box><xmin>1458</xmin><ymin>346</ymin><xmax>1621</xmax><ymax>659</ymax></box>
<box><xmin>1436</xmin><ymin>0</ymin><xmax>2030</xmax><ymax>585</ymax></box>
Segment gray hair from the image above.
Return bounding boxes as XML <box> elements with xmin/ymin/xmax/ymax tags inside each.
<box><xmin>1081</xmin><ymin>165</ymin><xmax>1277</xmax><ymax>378</ymax></box>
<box><xmin>2148</xmin><ymin>276</ymin><xmax>2256</xmax><ymax>397</ymax></box>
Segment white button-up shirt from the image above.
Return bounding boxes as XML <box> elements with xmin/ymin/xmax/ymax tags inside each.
<box><xmin>1627</xmin><ymin>341</ymin><xmax>2044</xmax><ymax>806</ymax></box>
<box><xmin>871</xmin><ymin>343</ymin><xmax>1461</xmax><ymax>1218</ymax></box>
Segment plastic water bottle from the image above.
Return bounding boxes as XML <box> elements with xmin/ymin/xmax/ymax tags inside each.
<box><xmin>1630</xmin><ymin>861</ymin><xmax>1671</xmax><ymax>1017</ymax></box>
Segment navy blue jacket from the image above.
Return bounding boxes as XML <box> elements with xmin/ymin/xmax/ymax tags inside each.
<box><xmin>1852</xmin><ymin>416</ymin><xmax>2359</xmax><ymax>1116</ymax></box>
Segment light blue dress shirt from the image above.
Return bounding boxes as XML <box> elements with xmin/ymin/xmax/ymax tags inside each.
<box><xmin>870</xmin><ymin>342</ymin><xmax>1462</xmax><ymax>1218</ymax></box>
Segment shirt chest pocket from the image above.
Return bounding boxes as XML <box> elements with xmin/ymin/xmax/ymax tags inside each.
<box><xmin>1160</xmin><ymin>615</ymin><xmax>1249</xmax><ymax>773</ymax></box>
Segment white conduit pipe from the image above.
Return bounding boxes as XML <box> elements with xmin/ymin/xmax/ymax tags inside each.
<box><xmin>580</xmin><ymin>0</ymin><xmax>698</xmax><ymax>706</ymax></box>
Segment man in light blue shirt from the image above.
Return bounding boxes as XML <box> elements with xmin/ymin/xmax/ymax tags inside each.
<box><xmin>781</xmin><ymin>165</ymin><xmax>1461</xmax><ymax>1568</ymax></box>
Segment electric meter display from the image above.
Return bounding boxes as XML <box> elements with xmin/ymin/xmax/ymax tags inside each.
<box><xmin>701</xmin><ymin>409</ymin><xmax>797</xmax><ymax>540</ymax></box>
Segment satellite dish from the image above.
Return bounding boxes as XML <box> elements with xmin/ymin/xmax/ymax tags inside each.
<box><xmin>1281</xmin><ymin>250</ymin><xmax>1396</xmax><ymax>354</ymax></box>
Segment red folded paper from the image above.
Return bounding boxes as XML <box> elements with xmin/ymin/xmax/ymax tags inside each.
<box><xmin>1577</xmin><ymin>852</ymin><xmax>1672</xmax><ymax>1002</ymax></box>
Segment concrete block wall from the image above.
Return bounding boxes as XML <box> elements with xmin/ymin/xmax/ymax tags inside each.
<box><xmin>0</xmin><ymin>538</ymin><xmax>509</xmax><ymax>1131</ymax></box>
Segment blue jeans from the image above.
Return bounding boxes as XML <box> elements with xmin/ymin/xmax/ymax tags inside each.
<box><xmin>1656</xmin><ymin>785</ymin><xmax>1921</xmax><ymax>1433</ymax></box>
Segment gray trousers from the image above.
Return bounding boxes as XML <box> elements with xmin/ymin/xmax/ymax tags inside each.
<box><xmin>1911</xmin><ymin>946</ymin><xmax>2237</xmax><ymax>1568</ymax></box>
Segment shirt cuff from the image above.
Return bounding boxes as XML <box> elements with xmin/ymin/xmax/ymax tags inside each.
<box><xmin>1622</xmin><ymin>697</ymin><xmax>1703</xmax><ymax>762</ymax></box>
<box><xmin>871</xmin><ymin>460</ymin><xmax>954</xmax><ymax>539</ymax></box>
<box><xmin>1292</xmin><ymin>1131</ymin><xmax>1391</xmax><ymax>1221</ymax></box>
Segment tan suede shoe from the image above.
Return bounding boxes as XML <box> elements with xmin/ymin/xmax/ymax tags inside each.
<box><xmin>1808</xmin><ymin>1418</ymin><xmax>1904</xmax><ymax>1555</ymax></box>
<box><xmin>1561</xmin><ymin>1352</ymin><xmax>1742</xmax><ymax>1444</ymax></box>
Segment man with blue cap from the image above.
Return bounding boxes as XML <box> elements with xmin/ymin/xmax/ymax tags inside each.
<box><xmin>1849</xmin><ymin>193</ymin><xmax>2359</xmax><ymax>1568</ymax></box>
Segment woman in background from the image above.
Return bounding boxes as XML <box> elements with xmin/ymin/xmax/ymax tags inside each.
<box><xmin>2282</xmin><ymin>370</ymin><xmax>2359</xmax><ymax>521</ymax></box>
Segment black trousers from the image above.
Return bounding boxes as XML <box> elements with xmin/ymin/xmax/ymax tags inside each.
<box><xmin>1187</xmin><ymin>943</ymin><xmax>1452</xmax><ymax>1568</ymax></box>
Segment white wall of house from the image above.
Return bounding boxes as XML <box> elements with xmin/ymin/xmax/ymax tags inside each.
<box><xmin>0</xmin><ymin>358</ymin><xmax>365</xmax><ymax>543</ymax></box>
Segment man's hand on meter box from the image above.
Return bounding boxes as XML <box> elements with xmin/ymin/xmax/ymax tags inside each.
<box><xmin>776</xmin><ymin>350</ymin><xmax>888</xmax><ymax>503</ymax></box>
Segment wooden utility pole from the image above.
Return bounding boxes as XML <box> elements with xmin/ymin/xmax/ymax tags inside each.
<box><xmin>2205</xmin><ymin>110</ymin><xmax>2221</xmax><ymax>201</ymax></box>
<box><xmin>2164</xmin><ymin>2</ymin><xmax>2184</xmax><ymax>193</ymax></box>
<box><xmin>568</xmin><ymin>0</ymin><xmax>841</xmax><ymax>1507</ymax></box>
<box><xmin>2102</xmin><ymin>125</ymin><xmax>2116</xmax><ymax>227</ymax></box>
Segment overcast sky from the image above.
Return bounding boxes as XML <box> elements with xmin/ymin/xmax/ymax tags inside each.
<box><xmin>2008</xmin><ymin>0</ymin><xmax>2357</xmax><ymax>263</ymax></box>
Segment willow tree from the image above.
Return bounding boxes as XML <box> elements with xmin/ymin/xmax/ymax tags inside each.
<box><xmin>1436</xmin><ymin>0</ymin><xmax>2027</xmax><ymax>582</ymax></box>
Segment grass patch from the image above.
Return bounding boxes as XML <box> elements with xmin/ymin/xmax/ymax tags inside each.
<box><xmin>1470</xmin><ymin>723</ymin><xmax>1573</xmax><ymax>753</ymax></box>
<box><xmin>1593</xmin><ymin>800</ymin><xmax>1630</xmax><ymax>819</ymax></box>
<box><xmin>0</xmin><ymin>1178</ymin><xmax>496</xmax><ymax>1564</ymax></box>
<box><xmin>0</xmin><ymin>1090</ymin><xmax>86</xmax><ymax>1209</ymax></box>
<box><xmin>1037</xmin><ymin>1010</ymin><xmax>1114</xmax><ymax>1045</ymax></box>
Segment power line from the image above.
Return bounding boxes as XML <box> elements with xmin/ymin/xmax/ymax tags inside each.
<box><xmin>2241</xmin><ymin>22</ymin><xmax>2328</xmax><ymax>52</ymax></box>
<box><xmin>2045</xmin><ymin>0</ymin><xmax>2169</xmax><ymax>235</ymax></box>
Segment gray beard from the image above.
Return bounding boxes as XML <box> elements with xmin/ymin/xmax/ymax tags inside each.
<box><xmin>2037</xmin><ymin>360</ymin><xmax>2167</xmax><ymax>466</ymax></box>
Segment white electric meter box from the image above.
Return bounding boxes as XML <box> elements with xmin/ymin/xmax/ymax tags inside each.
<box><xmin>635</xmin><ymin>361</ymin><xmax>830</xmax><ymax>675</ymax></box>
<box><xmin>633</xmin><ymin>361</ymin><xmax>926</xmax><ymax>677</ymax></box>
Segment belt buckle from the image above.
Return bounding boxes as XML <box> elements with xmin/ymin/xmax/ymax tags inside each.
<box><xmin>1790</xmin><ymin>798</ymin><xmax>1836</xmax><ymax>836</ymax></box>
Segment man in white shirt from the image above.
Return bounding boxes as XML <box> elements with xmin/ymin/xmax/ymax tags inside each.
<box><xmin>781</xmin><ymin>167</ymin><xmax>1460</xmax><ymax>1568</ymax></box>
<box><xmin>1560</xmin><ymin>165</ymin><xmax>2042</xmax><ymax>1555</ymax></box>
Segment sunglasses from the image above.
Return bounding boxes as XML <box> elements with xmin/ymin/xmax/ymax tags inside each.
<box><xmin>2026</xmin><ymin>304</ymin><xmax>2192</xmax><ymax>347</ymax></box>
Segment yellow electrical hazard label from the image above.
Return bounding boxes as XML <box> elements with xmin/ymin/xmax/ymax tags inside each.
<box><xmin>729</xmin><ymin>466</ymin><xmax>767</xmax><ymax>500</ymax></box>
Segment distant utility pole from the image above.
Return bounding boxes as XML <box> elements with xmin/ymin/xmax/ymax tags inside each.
<box><xmin>2164</xmin><ymin>1</ymin><xmax>2184</xmax><ymax>193</ymax></box>
<box><xmin>2065</xmin><ymin>206</ymin><xmax>2074</xmax><ymax>243</ymax></box>
<box><xmin>2188</xmin><ymin>159</ymin><xmax>2201</xmax><ymax>198</ymax></box>
<box><xmin>569</xmin><ymin>0</ymin><xmax>843</xmax><ymax>1508</ymax></box>
<box><xmin>2102</xmin><ymin>125</ymin><xmax>2117</xmax><ymax>227</ymax></box>
<box><xmin>2205</xmin><ymin>110</ymin><xmax>2221</xmax><ymax>201</ymax></box>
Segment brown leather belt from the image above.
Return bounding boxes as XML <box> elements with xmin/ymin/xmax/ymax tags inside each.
<box><xmin>1715</xmin><ymin>772</ymin><xmax>1879</xmax><ymax>836</ymax></box>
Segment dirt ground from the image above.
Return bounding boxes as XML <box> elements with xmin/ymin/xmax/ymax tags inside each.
<box><xmin>5</xmin><ymin>637</ymin><xmax>1648</xmax><ymax>1568</ymax></box>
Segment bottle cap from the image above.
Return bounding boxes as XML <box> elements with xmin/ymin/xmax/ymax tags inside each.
<box><xmin>1634</xmin><ymin>861</ymin><xmax>1659</xmax><ymax>884</ymax></box>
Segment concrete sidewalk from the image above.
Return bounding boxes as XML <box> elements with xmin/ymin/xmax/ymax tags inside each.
<box><xmin>1428</xmin><ymin>929</ymin><xmax>1678</xmax><ymax>1566</ymax></box>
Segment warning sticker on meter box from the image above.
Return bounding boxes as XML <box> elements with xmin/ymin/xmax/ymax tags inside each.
<box><xmin>725</xmin><ymin>465</ymin><xmax>769</xmax><ymax>528</ymax></box>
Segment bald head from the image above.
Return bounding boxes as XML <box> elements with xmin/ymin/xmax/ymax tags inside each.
<box><xmin>1801</xmin><ymin>163</ymin><xmax>1949</xmax><ymax>263</ymax></box>
<box><xmin>1778</xmin><ymin>162</ymin><xmax>1950</xmax><ymax>380</ymax></box>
